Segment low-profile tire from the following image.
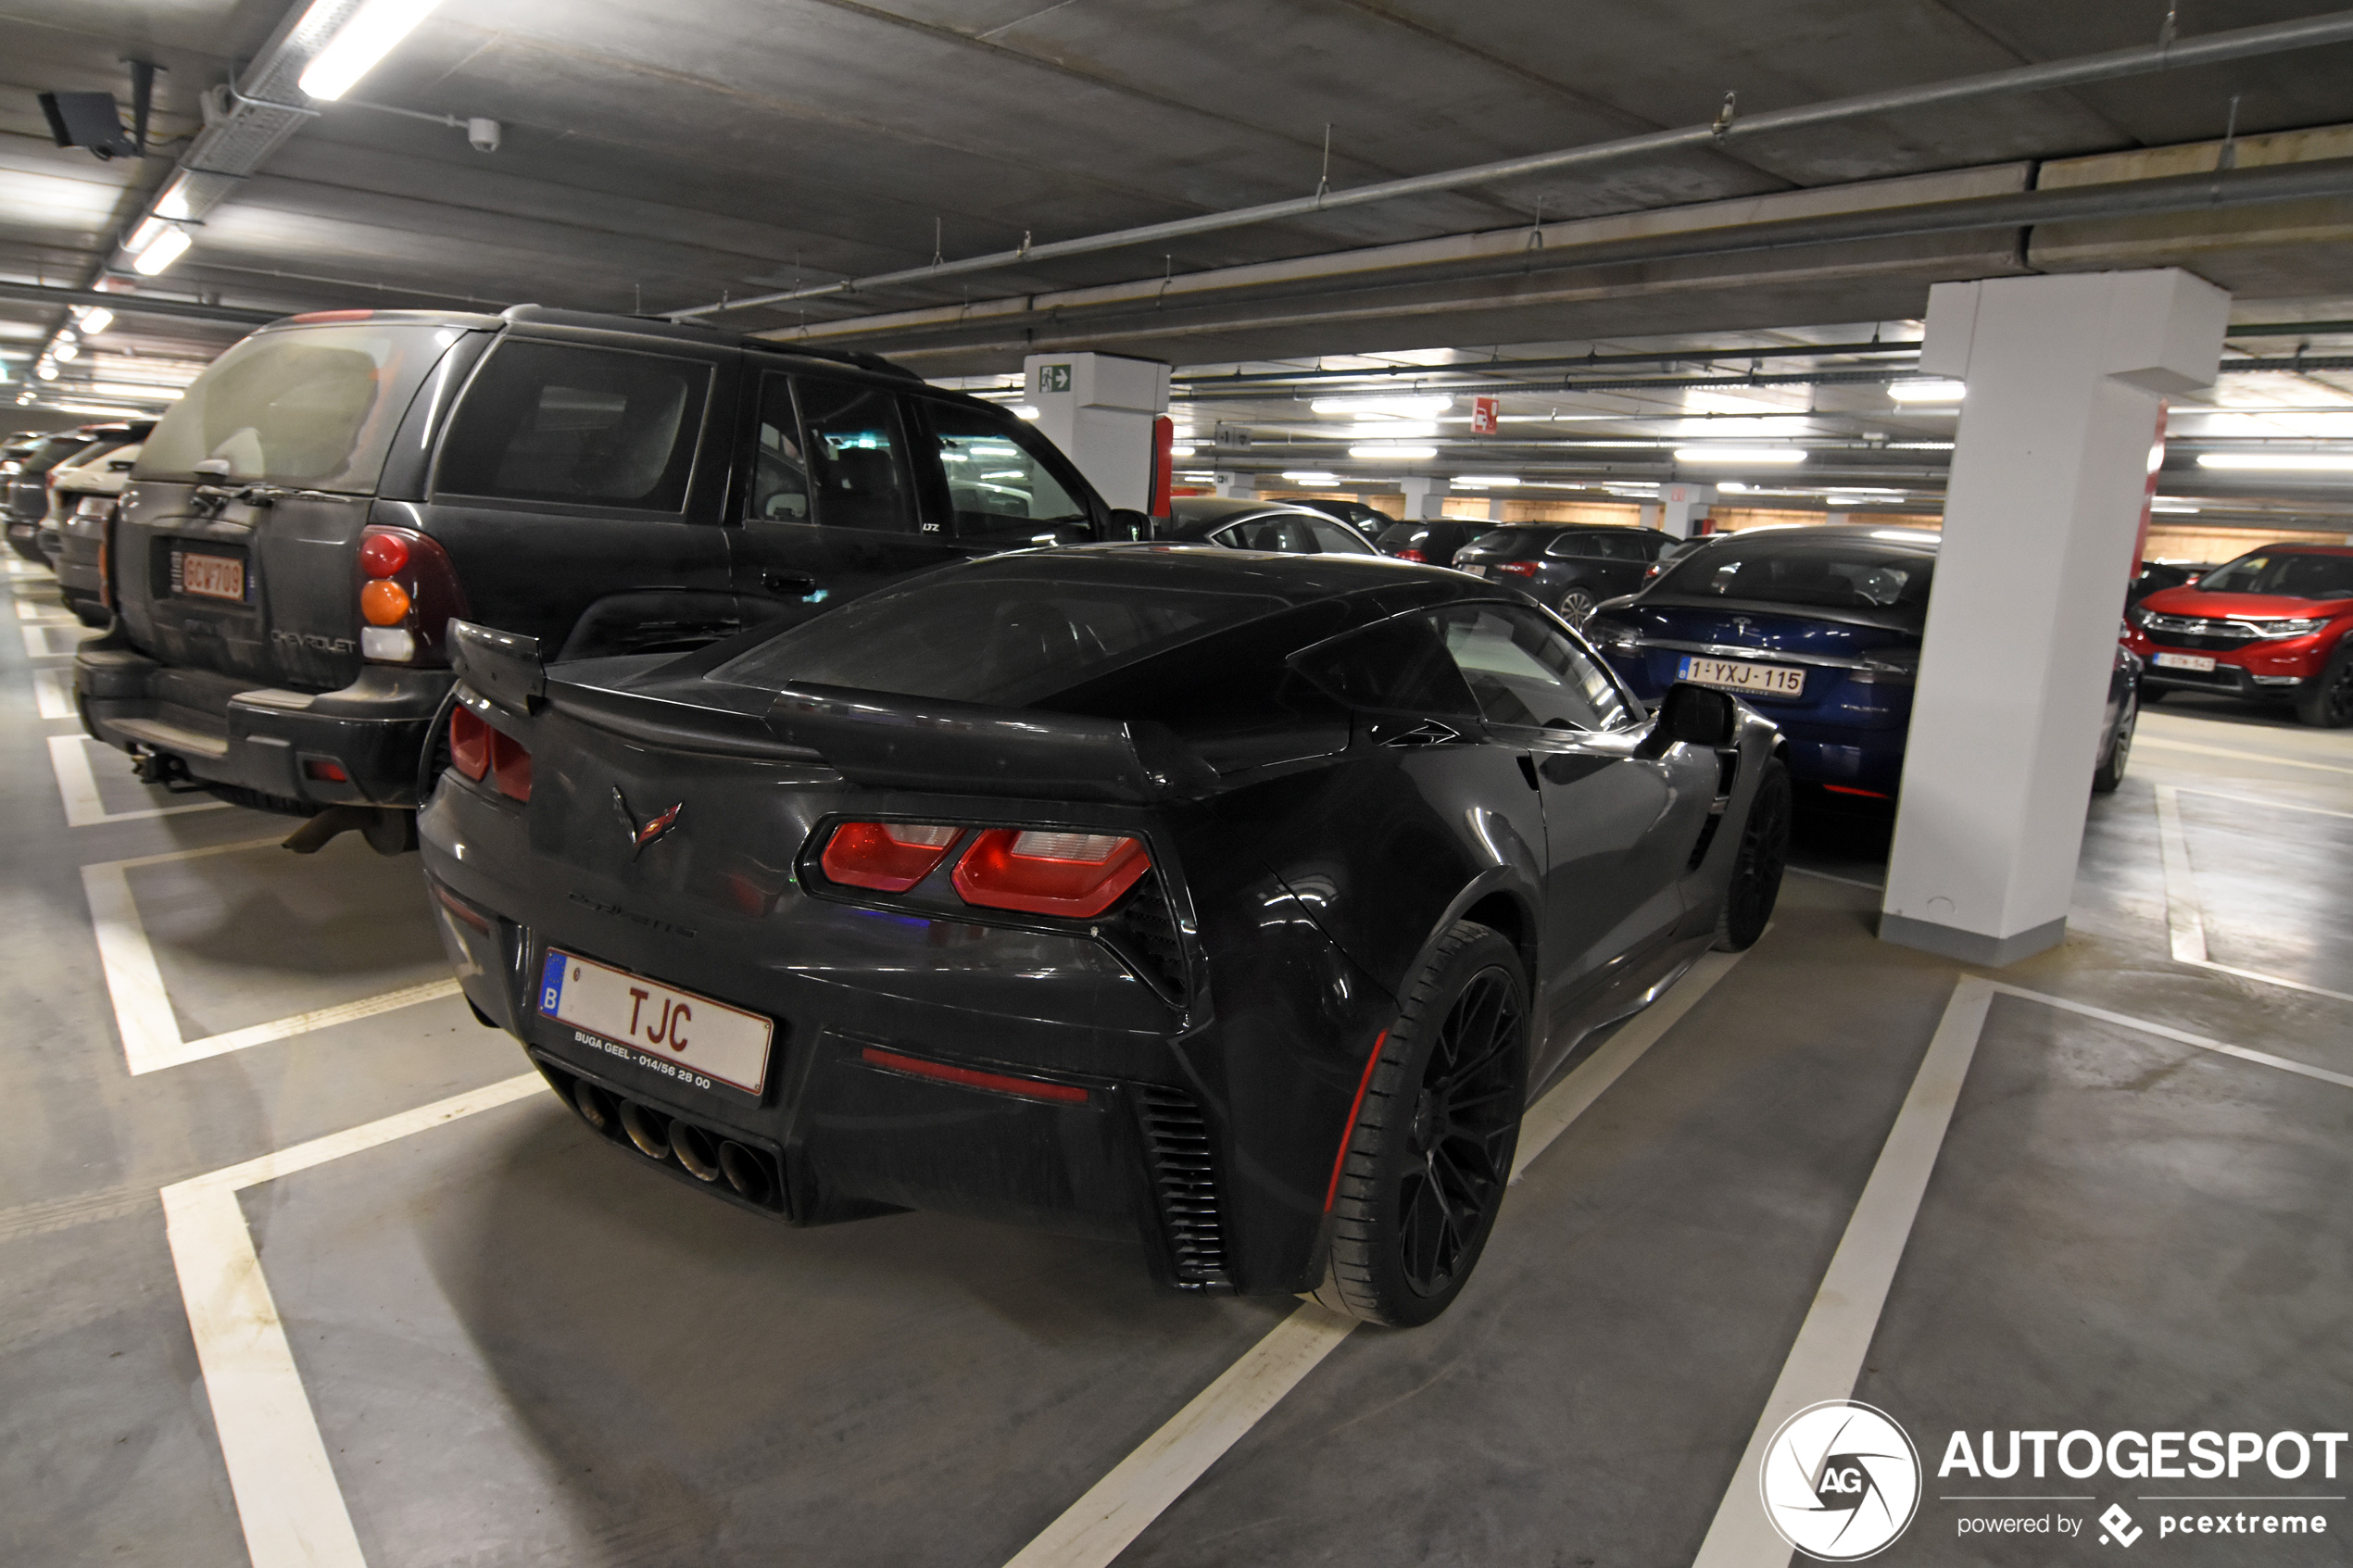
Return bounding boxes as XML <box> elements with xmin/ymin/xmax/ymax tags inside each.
<box><xmin>2091</xmin><ymin>694</ymin><xmax>2136</xmax><ymax>793</ymax></box>
<box><xmin>1714</xmin><ymin>758</ymin><xmax>1791</xmax><ymax>951</ymax></box>
<box><xmin>2293</xmin><ymin>643</ymin><xmax>2353</xmax><ymax>728</ymax></box>
<box><xmin>1555</xmin><ymin>586</ymin><xmax>1599</xmax><ymax>627</ymax></box>
<box><xmin>1312</xmin><ymin>921</ymin><xmax>1528</xmax><ymax>1327</ymax></box>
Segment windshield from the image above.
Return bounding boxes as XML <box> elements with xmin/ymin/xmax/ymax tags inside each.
<box><xmin>2196</xmin><ymin>550</ymin><xmax>2353</xmax><ymax>600</ymax></box>
<box><xmin>709</xmin><ymin>571</ymin><xmax>1286</xmax><ymax>707</ymax></box>
<box><xmin>1655</xmin><ymin>534</ymin><xmax>1934</xmax><ymax>613</ymax></box>
<box><xmin>137</xmin><ymin>322</ymin><xmax>462</xmax><ymax>492</ymax></box>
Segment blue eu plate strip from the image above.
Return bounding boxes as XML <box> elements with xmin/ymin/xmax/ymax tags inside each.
<box><xmin>538</xmin><ymin>950</ymin><xmax>567</xmax><ymax>1017</ymax></box>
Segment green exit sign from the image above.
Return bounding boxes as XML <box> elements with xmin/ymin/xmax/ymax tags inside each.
<box><xmin>1037</xmin><ymin>363</ymin><xmax>1072</xmax><ymax>394</ymax></box>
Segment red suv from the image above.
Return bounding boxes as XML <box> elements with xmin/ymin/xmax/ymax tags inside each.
<box><xmin>2125</xmin><ymin>544</ymin><xmax>2353</xmax><ymax>726</ymax></box>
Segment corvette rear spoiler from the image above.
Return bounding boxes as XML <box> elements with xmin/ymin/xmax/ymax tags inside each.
<box><xmin>447</xmin><ymin>620</ymin><xmax>546</xmax><ymax>712</ymax></box>
<box><xmin>770</xmin><ymin>683</ymin><xmax>1219</xmax><ymax>804</ymax></box>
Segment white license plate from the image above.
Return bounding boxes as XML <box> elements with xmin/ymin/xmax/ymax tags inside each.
<box><xmin>2154</xmin><ymin>652</ymin><xmax>2218</xmax><ymax>672</ymax></box>
<box><xmin>1679</xmin><ymin>655</ymin><xmax>1806</xmax><ymax>697</ymax></box>
<box><xmin>178</xmin><ymin>552</ymin><xmax>245</xmax><ymax>602</ymax></box>
<box><xmin>537</xmin><ymin>949</ymin><xmax>773</xmax><ymax>1095</ymax></box>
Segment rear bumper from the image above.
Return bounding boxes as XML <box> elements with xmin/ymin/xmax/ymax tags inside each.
<box><xmin>75</xmin><ymin>638</ymin><xmax>450</xmax><ymax>808</ymax></box>
<box><xmin>5</xmin><ymin>519</ymin><xmax>45</xmax><ymax>563</ymax></box>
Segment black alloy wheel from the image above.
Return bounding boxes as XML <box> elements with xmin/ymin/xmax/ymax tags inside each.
<box><xmin>1315</xmin><ymin>922</ymin><xmax>1528</xmax><ymax>1326</ymax></box>
<box><xmin>1715</xmin><ymin>758</ymin><xmax>1791</xmax><ymax>951</ymax></box>
<box><xmin>1556</xmin><ymin>586</ymin><xmax>1599</xmax><ymax>627</ymax></box>
<box><xmin>2092</xmin><ymin>694</ymin><xmax>2136</xmax><ymax>793</ymax></box>
<box><xmin>2294</xmin><ymin>644</ymin><xmax>2353</xmax><ymax>728</ymax></box>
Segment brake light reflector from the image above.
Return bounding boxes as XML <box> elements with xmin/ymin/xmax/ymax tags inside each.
<box><xmin>858</xmin><ymin>1046</ymin><xmax>1089</xmax><ymax>1106</ymax></box>
<box><xmin>952</xmin><ymin>829</ymin><xmax>1150</xmax><ymax>918</ymax></box>
<box><xmin>488</xmin><ymin>731</ymin><xmax>532</xmax><ymax>802</ymax></box>
<box><xmin>822</xmin><ymin>822</ymin><xmax>963</xmax><ymax>892</ymax></box>
<box><xmin>1396</xmin><ymin>548</ymin><xmax>1427</xmax><ymax>562</ymax></box>
<box><xmin>359</xmin><ymin>532</ymin><xmax>410</xmax><ymax>576</ymax></box>
<box><xmin>1496</xmin><ymin>560</ymin><xmax>1539</xmax><ymax>577</ymax></box>
<box><xmin>448</xmin><ymin>707</ymin><xmax>489</xmax><ymax>780</ymax></box>
<box><xmin>303</xmin><ymin>759</ymin><xmax>349</xmax><ymax>783</ymax></box>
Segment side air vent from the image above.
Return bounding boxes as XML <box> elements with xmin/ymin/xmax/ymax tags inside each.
<box><xmin>1104</xmin><ymin>872</ymin><xmax>1189</xmax><ymax>1001</ymax></box>
<box><xmin>1136</xmin><ymin>1086</ymin><xmax>1230</xmax><ymax>1290</ymax></box>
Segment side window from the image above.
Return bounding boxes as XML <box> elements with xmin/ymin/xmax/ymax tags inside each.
<box><xmin>915</xmin><ymin>398</ymin><xmax>1090</xmax><ymax>547</ymax></box>
<box><xmin>1218</xmin><ymin>517</ymin><xmax>1315</xmax><ymax>553</ymax></box>
<box><xmin>1302</xmin><ymin>516</ymin><xmax>1372</xmax><ymax>555</ymax></box>
<box><xmin>797</xmin><ymin>377</ymin><xmax>919</xmax><ymax>533</ymax></box>
<box><xmin>1545</xmin><ymin>532</ymin><xmax>1604</xmax><ymax>559</ymax></box>
<box><xmin>1291</xmin><ymin>614</ymin><xmax>1478</xmax><ymax>718</ymax></box>
<box><xmin>437</xmin><ymin>341</ymin><xmax>709</xmax><ymax>509</ymax></box>
<box><xmin>1433</xmin><ymin>604</ymin><xmax>1633</xmax><ymax>732</ymax></box>
<box><xmin>746</xmin><ymin>375</ymin><xmax>812</xmax><ymax>525</ymax></box>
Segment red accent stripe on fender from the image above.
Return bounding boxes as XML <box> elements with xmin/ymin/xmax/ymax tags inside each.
<box><xmin>1323</xmin><ymin>1030</ymin><xmax>1390</xmax><ymax>1213</ymax></box>
<box><xmin>858</xmin><ymin>1046</ymin><xmax>1090</xmax><ymax>1106</ymax></box>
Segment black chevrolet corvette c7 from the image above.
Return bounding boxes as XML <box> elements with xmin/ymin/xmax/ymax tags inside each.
<box><xmin>419</xmin><ymin>546</ymin><xmax>1790</xmax><ymax>1325</ymax></box>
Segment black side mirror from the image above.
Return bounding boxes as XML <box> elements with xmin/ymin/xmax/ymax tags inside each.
<box><xmin>1104</xmin><ymin>507</ymin><xmax>1151</xmax><ymax>541</ymax></box>
<box><xmin>1640</xmin><ymin>681</ymin><xmax>1738</xmax><ymax>756</ymax></box>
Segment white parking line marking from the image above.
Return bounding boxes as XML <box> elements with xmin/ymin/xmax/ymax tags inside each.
<box><xmin>1692</xmin><ymin>976</ymin><xmax>2353</xmax><ymax>1566</ymax></box>
<box><xmin>1004</xmin><ymin>945</ymin><xmax>1755</xmax><ymax>1568</ymax></box>
<box><xmin>164</xmin><ymin>1073</ymin><xmax>547</xmax><ymax>1568</ymax></box>
<box><xmin>2135</xmin><ymin>734</ymin><xmax>2353</xmax><ymax>777</ymax></box>
<box><xmin>2177</xmin><ymin>784</ymin><xmax>2353</xmax><ymax>820</ymax></box>
<box><xmin>81</xmin><ymin>838</ymin><xmax>463</xmax><ymax>1074</ymax></box>
<box><xmin>15</xmin><ymin>596</ymin><xmax>72</xmax><ymax>622</ymax></box>
<box><xmin>1691</xmin><ymin>975</ymin><xmax>1994</xmax><ymax>1568</ymax></box>
<box><xmin>33</xmin><ymin>666</ymin><xmax>76</xmax><ymax>720</ymax></box>
<box><xmin>2153</xmin><ymin>783</ymin><xmax>2353</xmax><ymax>1006</ymax></box>
<box><xmin>48</xmin><ymin>734</ymin><xmax>229</xmax><ymax>826</ymax></box>
<box><xmin>21</xmin><ymin>621</ymin><xmax>91</xmax><ymax>658</ymax></box>
<box><xmin>1786</xmin><ymin>865</ymin><xmax>1884</xmax><ymax>892</ymax></box>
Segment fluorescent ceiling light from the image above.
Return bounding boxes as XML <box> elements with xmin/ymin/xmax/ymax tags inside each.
<box><xmin>1718</xmin><ymin>480</ymin><xmax>1749</xmax><ymax>493</ymax></box>
<box><xmin>1676</xmin><ymin>446</ymin><xmax>1806</xmax><ymax>465</ymax></box>
<box><xmin>2149</xmin><ymin>497</ymin><xmax>2201</xmax><ymax>513</ymax></box>
<box><xmin>1453</xmin><ymin>475</ymin><xmax>1518</xmax><ymax>487</ymax></box>
<box><xmin>299</xmin><ymin>0</ymin><xmax>447</xmax><ymax>101</ymax></box>
<box><xmin>1282</xmin><ymin>470</ymin><xmax>1340</xmax><ymax>484</ymax></box>
<box><xmin>1871</xmin><ymin>528</ymin><xmax>1942</xmax><ymax>543</ymax></box>
<box><xmin>153</xmin><ymin>174</ymin><xmax>196</xmax><ymax>222</ymax></box>
<box><xmin>1167</xmin><ymin>443</ymin><xmax>1195</xmax><ymax>458</ymax></box>
<box><xmin>51</xmin><ymin>340</ymin><xmax>79</xmax><ymax>362</ymax></box>
<box><xmin>2196</xmin><ymin>452</ymin><xmax>2353</xmax><ymax>471</ymax></box>
<box><xmin>72</xmin><ymin>307</ymin><xmax>114</xmax><ymax>335</ymax></box>
<box><xmin>1311</xmin><ymin>395</ymin><xmax>1453</xmax><ymax>417</ymax></box>
<box><xmin>35</xmin><ymin>362</ymin><xmax>58</xmax><ymax>381</ymax></box>
<box><xmin>123</xmin><ymin>216</ymin><xmax>170</xmax><ymax>255</ymax></box>
<box><xmin>132</xmin><ymin>226</ymin><xmax>192</xmax><ymax>276</ymax></box>
<box><xmin>1888</xmin><ymin>379</ymin><xmax>1967</xmax><ymax>403</ymax></box>
<box><xmin>90</xmin><ymin>383</ymin><xmax>182</xmax><ymax>402</ymax></box>
<box><xmin>1351</xmin><ymin>443</ymin><xmax>1437</xmax><ymax>460</ymax></box>
<box><xmin>1012</xmin><ymin>405</ymin><xmax>1038</xmax><ymax>420</ymax></box>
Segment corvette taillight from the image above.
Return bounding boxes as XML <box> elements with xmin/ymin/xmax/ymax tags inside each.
<box><xmin>952</xmin><ymin>829</ymin><xmax>1150</xmax><ymax>918</ymax></box>
<box><xmin>448</xmin><ymin>706</ymin><xmax>531</xmax><ymax>801</ymax></box>
<box><xmin>357</xmin><ymin>524</ymin><xmax>469</xmax><ymax>665</ymax></box>
<box><xmin>821</xmin><ymin>822</ymin><xmax>963</xmax><ymax>892</ymax></box>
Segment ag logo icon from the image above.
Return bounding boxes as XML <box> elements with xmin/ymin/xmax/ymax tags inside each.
<box><xmin>1760</xmin><ymin>1400</ymin><xmax>1921</xmax><ymax>1561</ymax></box>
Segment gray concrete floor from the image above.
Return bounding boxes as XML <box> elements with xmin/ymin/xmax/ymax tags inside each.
<box><xmin>4</xmin><ymin>560</ymin><xmax>2348</xmax><ymax>1567</ymax></box>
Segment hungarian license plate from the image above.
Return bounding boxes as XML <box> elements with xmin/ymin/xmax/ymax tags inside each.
<box><xmin>537</xmin><ymin>949</ymin><xmax>773</xmax><ymax>1095</ymax></box>
<box><xmin>2153</xmin><ymin>652</ymin><xmax>2218</xmax><ymax>672</ymax></box>
<box><xmin>175</xmin><ymin>550</ymin><xmax>246</xmax><ymax>603</ymax></box>
<box><xmin>1679</xmin><ymin>655</ymin><xmax>1806</xmax><ymax>698</ymax></box>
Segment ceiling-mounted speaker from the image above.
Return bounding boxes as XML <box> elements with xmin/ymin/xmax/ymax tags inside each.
<box><xmin>40</xmin><ymin>90</ymin><xmax>137</xmax><ymax>158</ymax></box>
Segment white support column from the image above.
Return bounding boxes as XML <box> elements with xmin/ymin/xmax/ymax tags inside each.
<box><xmin>1399</xmin><ymin>476</ymin><xmax>1451</xmax><ymax>521</ymax></box>
<box><xmin>1881</xmin><ymin>269</ymin><xmax>2228</xmax><ymax>966</ymax></box>
<box><xmin>1023</xmin><ymin>353</ymin><xmax>1171</xmax><ymax>511</ymax></box>
<box><xmin>1486</xmin><ymin>496</ymin><xmax>1507</xmax><ymax>522</ymax></box>
<box><xmin>1639</xmin><ymin>502</ymin><xmax>1664</xmax><ymax>531</ymax></box>
<box><xmin>1659</xmin><ymin>483</ymin><xmax>1715</xmax><ymax>539</ymax></box>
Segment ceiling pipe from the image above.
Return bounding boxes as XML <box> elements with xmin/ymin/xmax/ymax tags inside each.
<box><xmin>0</xmin><ymin>280</ymin><xmax>281</xmax><ymax>327</ymax></box>
<box><xmin>763</xmin><ymin>155</ymin><xmax>2353</xmax><ymax>358</ymax></box>
<box><xmin>668</xmin><ymin>6</ymin><xmax>2353</xmax><ymax>321</ymax></box>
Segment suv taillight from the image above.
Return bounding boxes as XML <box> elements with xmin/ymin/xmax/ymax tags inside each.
<box><xmin>818</xmin><ymin>822</ymin><xmax>1151</xmax><ymax>918</ymax></box>
<box><xmin>1496</xmin><ymin>560</ymin><xmax>1539</xmax><ymax>578</ymax></box>
<box><xmin>358</xmin><ymin>525</ymin><xmax>470</xmax><ymax>664</ymax></box>
<box><xmin>1395</xmin><ymin>547</ymin><xmax>1427</xmax><ymax>563</ymax></box>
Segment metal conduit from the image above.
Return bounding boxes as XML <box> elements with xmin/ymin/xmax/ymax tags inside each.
<box><xmin>667</xmin><ymin>7</ymin><xmax>2353</xmax><ymax>320</ymax></box>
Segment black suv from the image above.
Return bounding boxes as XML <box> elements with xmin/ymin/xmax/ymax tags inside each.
<box><xmin>1447</xmin><ymin>523</ymin><xmax>1675</xmax><ymax>624</ymax></box>
<box><xmin>77</xmin><ymin>306</ymin><xmax>1135</xmax><ymax>839</ymax></box>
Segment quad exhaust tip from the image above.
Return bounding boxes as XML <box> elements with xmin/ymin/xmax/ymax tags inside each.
<box><xmin>564</xmin><ymin>1075</ymin><xmax>775</xmax><ymax>1205</ymax></box>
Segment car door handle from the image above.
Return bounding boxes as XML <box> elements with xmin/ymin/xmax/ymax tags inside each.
<box><xmin>763</xmin><ymin>571</ymin><xmax>817</xmax><ymax>595</ymax></box>
<box><xmin>1541</xmin><ymin>752</ymin><xmax>1615</xmax><ymax>785</ymax></box>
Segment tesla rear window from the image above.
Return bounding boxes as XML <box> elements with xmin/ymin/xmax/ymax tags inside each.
<box><xmin>138</xmin><ymin>323</ymin><xmax>458</xmax><ymax>492</ymax></box>
<box><xmin>708</xmin><ymin>574</ymin><xmax>1286</xmax><ymax>707</ymax></box>
<box><xmin>2196</xmin><ymin>551</ymin><xmax>2353</xmax><ymax>599</ymax></box>
<box><xmin>1656</xmin><ymin>535</ymin><xmax>1933</xmax><ymax>611</ymax></box>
